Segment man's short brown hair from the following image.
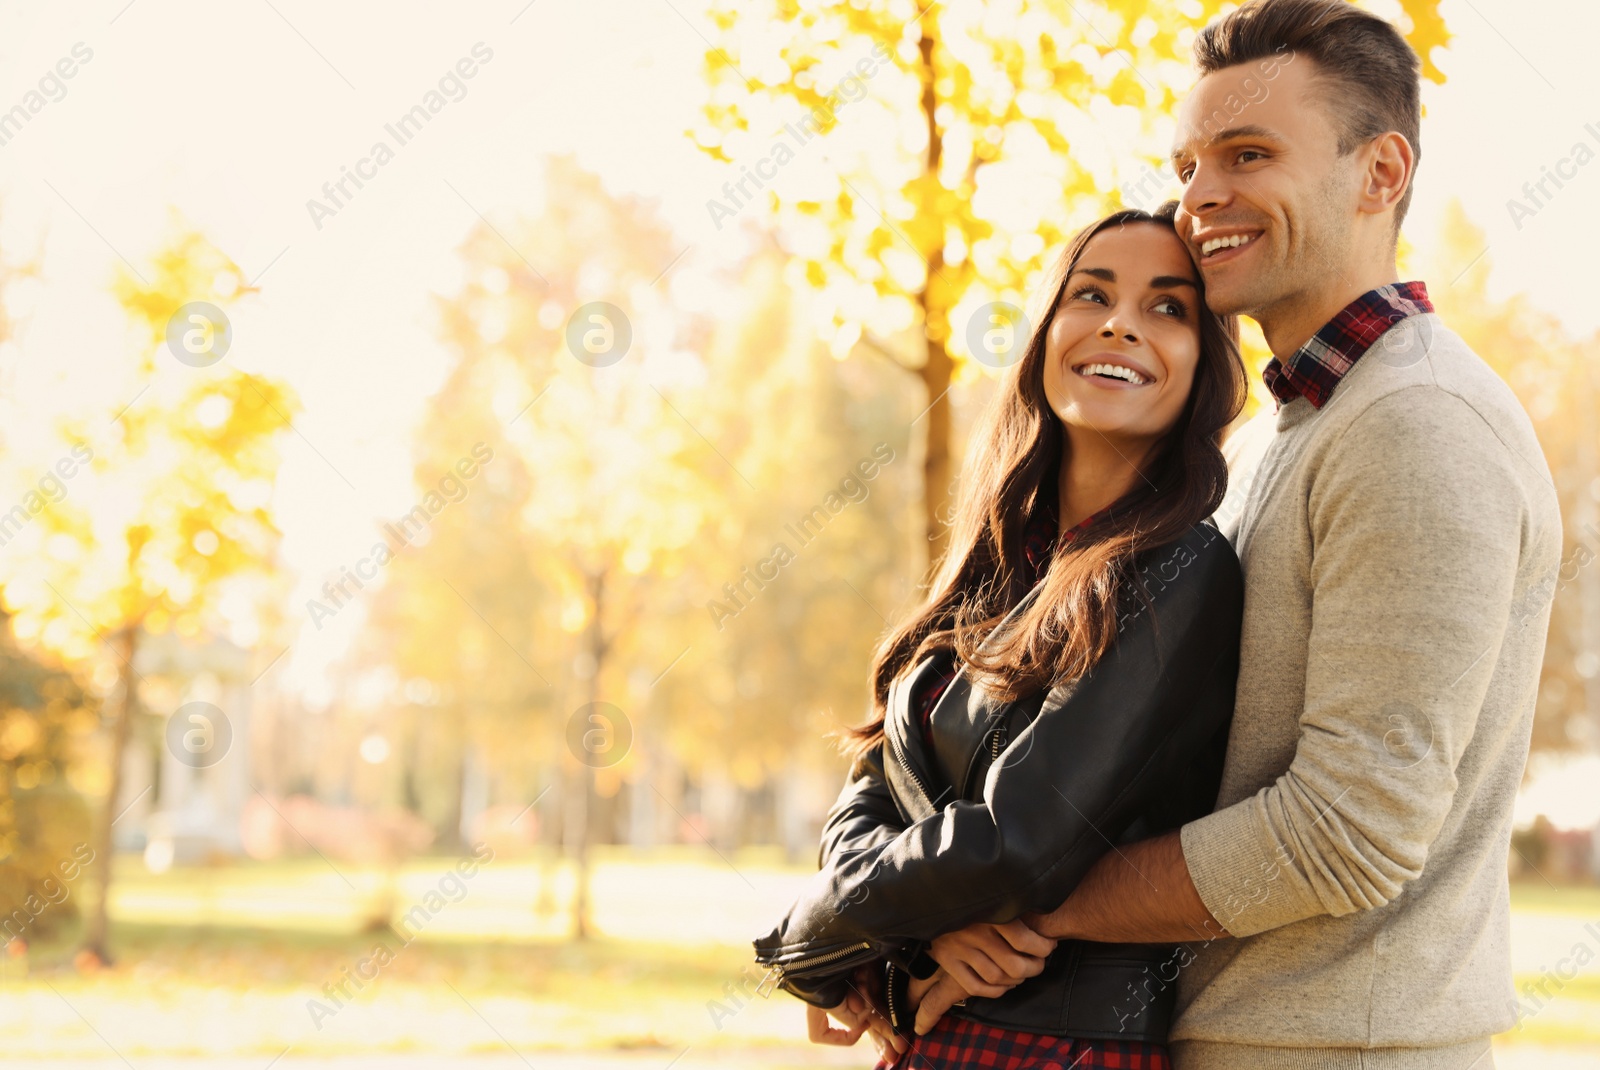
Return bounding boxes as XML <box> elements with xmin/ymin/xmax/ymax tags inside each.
<box><xmin>1194</xmin><ymin>0</ymin><xmax>1423</xmax><ymax>230</ymax></box>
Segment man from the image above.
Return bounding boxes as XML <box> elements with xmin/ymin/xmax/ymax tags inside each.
<box><xmin>908</xmin><ymin>1</ymin><xmax>1563</xmax><ymax>1066</ymax></box>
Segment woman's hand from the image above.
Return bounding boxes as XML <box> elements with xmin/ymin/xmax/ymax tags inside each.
<box><xmin>806</xmin><ymin>1001</ymin><xmax>865</xmax><ymax>1046</ymax></box>
<box><xmin>930</xmin><ymin>919</ymin><xmax>1057</xmax><ymax>995</ymax></box>
<box><xmin>845</xmin><ymin>963</ymin><xmax>908</xmax><ymax>1064</ymax></box>
<box><xmin>804</xmin><ymin>965</ymin><xmax>909</xmax><ymax>1065</ymax></box>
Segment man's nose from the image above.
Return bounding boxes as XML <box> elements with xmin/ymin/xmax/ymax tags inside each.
<box><xmin>1179</xmin><ymin>159</ymin><xmax>1231</xmax><ymax>219</ymax></box>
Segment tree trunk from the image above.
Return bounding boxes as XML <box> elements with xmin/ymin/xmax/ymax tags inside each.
<box><xmin>916</xmin><ymin>25</ymin><xmax>955</xmax><ymax>576</ymax></box>
<box><xmin>919</xmin><ymin>338</ymin><xmax>954</xmax><ymax>577</ymax></box>
<box><xmin>568</xmin><ymin>566</ymin><xmax>606</xmax><ymax>941</ymax></box>
<box><xmin>81</xmin><ymin>625</ymin><xmax>137</xmax><ymax>964</ymax></box>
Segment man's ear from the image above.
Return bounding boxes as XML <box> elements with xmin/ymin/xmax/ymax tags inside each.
<box><xmin>1358</xmin><ymin>131</ymin><xmax>1414</xmax><ymax>222</ymax></box>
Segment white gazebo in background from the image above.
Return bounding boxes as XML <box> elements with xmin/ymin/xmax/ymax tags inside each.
<box><xmin>110</xmin><ymin>630</ymin><xmax>256</xmax><ymax>867</ymax></box>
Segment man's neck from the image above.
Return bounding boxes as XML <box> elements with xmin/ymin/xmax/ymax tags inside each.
<box><xmin>1257</xmin><ymin>261</ymin><xmax>1402</xmax><ymax>358</ymax></box>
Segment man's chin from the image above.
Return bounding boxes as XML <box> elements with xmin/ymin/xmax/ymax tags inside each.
<box><xmin>1199</xmin><ymin>274</ymin><xmax>1266</xmax><ymax>319</ymax></box>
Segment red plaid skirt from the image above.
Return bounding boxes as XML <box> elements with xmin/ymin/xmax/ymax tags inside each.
<box><xmin>872</xmin><ymin>1014</ymin><xmax>1170</xmax><ymax>1070</ymax></box>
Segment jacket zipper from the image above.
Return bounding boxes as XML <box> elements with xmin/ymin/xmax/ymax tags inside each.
<box><xmin>990</xmin><ymin>723</ymin><xmax>1007</xmax><ymax>760</ymax></box>
<box><xmin>755</xmin><ymin>939</ymin><xmax>873</xmax><ymax>997</ymax></box>
<box><xmin>886</xmin><ymin>961</ymin><xmax>901</xmax><ymax>1029</ymax></box>
<box><xmin>888</xmin><ymin>720</ymin><xmax>935</xmax><ymax>805</ymax></box>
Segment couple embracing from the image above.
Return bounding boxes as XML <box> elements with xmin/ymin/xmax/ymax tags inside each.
<box><xmin>754</xmin><ymin>1</ymin><xmax>1563</xmax><ymax>1067</ymax></box>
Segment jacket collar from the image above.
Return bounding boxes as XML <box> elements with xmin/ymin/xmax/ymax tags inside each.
<box><xmin>888</xmin><ymin>586</ymin><xmax>1051</xmax><ymax>819</ymax></box>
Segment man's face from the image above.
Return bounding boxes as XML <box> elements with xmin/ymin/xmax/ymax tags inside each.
<box><xmin>1170</xmin><ymin>58</ymin><xmax>1359</xmax><ymax>318</ymax></box>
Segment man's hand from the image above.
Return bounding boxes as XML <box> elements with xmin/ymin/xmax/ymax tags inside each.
<box><xmin>908</xmin><ymin>966</ymin><xmax>972</xmax><ymax>1036</ymax></box>
<box><xmin>929</xmin><ymin>919</ymin><xmax>1055</xmax><ymax>996</ymax></box>
<box><xmin>903</xmin><ymin>919</ymin><xmax>1055</xmax><ymax>1037</ymax></box>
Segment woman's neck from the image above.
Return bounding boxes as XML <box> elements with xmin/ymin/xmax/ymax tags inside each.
<box><xmin>1056</xmin><ymin>429</ymin><xmax>1152</xmax><ymax>536</ymax></box>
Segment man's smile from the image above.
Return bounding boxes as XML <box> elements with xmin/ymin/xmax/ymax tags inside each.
<box><xmin>1194</xmin><ymin>230</ymin><xmax>1262</xmax><ymax>262</ymax></box>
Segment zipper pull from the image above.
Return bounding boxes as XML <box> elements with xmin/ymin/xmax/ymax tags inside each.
<box><xmin>755</xmin><ymin>964</ymin><xmax>783</xmax><ymax>998</ymax></box>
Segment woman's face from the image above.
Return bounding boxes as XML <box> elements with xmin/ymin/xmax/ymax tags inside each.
<box><xmin>1041</xmin><ymin>223</ymin><xmax>1203</xmax><ymax>451</ymax></box>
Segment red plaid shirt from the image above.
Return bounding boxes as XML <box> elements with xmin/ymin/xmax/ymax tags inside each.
<box><xmin>893</xmin><ymin>502</ymin><xmax>1171</xmax><ymax>1069</ymax></box>
<box><xmin>1261</xmin><ymin>281</ymin><xmax>1433</xmax><ymax>409</ymax></box>
<box><xmin>875</xmin><ymin>1017</ymin><xmax>1171</xmax><ymax>1069</ymax></box>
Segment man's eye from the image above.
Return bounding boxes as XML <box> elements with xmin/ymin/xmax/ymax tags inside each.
<box><xmin>1177</xmin><ymin>166</ymin><xmax>1194</xmax><ymax>183</ymax></box>
<box><xmin>1236</xmin><ymin>150</ymin><xmax>1264</xmax><ymax>164</ymax></box>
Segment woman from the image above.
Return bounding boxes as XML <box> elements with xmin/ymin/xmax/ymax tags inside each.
<box><xmin>752</xmin><ymin>200</ymin><xmax>1249</xmax><ymax>1069</ymax></box>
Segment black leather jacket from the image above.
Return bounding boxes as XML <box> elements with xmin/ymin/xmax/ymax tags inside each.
<box><xmin>752</xmin><ymin>521</ymin><xmax>1243</xmax><ymax>1042</ymax></box>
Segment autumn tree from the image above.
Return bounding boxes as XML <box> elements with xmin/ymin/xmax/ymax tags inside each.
<box><xmin>692</xmin><ymin>0</ymin><xmax>1448</xmax><ymax>573</ymax></box>
<box><xmin>378</xmin><ymin>157</ymin><xmax>723</xmax><ymax>938</ymax></box>
<box><xmin>658</xmin><ymin>234</ymin><xmax>918</xmax><ymax>854</ymax></box>
<box><xmin>0</xmin><ymin>229</ymin><xmax>298</xmax><ymax>963</ymax></box>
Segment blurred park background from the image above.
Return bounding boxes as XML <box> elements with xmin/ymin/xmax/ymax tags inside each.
<box><xmin>0</xmin><ymin>0</ymin><xmax>1598</xmax><ymax>1066</ymax></box>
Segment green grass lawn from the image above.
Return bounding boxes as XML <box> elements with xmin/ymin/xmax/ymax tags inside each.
<box><xmin>1</xmin><ymin>851</ymin><xmax>1595</xmax><ymax>1066</ymax></box>
<box><xmin>0</xmin><ymin>847</ymin><xmax>858</xmax><ymax>1065</ymax></box>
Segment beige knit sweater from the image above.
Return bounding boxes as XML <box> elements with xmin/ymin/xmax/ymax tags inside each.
<box><xmin>1171</xmin><ymin>313</ymin><xmax>1563</xmax><ymax>1070</ymax></box>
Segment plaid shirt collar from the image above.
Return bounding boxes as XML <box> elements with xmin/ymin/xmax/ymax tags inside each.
<box><xmin>1261</xmin><ymin>281</ymin><xmax>1434</xmax><ymax>410</ymax></box>
<box><xmin>1021</xmin><ymin>497</ymin><xmax>1099</xmax><ymax>580</ymax></box>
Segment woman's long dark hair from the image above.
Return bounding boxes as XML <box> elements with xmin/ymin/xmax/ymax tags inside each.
<box><xmin>840</xmin><ymin>201</ymin><xmax>1247</xmax><ymax>758</ymax></box>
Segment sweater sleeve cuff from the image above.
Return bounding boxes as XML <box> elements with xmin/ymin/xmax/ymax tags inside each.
<box><xmin>1180</xmin><ymin>795</ymin><xmax>1316</xmax><ymax>938</ymax></box>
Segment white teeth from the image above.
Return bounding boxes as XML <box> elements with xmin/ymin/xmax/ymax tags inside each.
<box><xmin>1201</xmin><ymin>233</ymin><xmax>1257</xmax><ymax>256</ymax></box>
<box><xmin>1078</xmin><ymin>362</ymin><xmax>1149</xmax><ymax>385</ymax></box>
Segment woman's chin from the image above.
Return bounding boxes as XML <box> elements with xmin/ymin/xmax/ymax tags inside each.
<box><xmin>1062</xmin><ymin>409</ymin><xmax>1152</xmax><ymax>442</ymax></box>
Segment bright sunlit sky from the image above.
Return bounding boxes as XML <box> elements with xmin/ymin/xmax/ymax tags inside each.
<box><xmin>0</xmin><ymin>0</ymin><xmax>1596</xmax><ymax>724</ymax></box>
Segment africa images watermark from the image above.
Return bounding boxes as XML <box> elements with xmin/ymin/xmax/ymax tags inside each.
<box><xmin>306</xmin><ymin>41</ymin><xmax>495</xmax><ymax>231</ymax></box>
<box><xmin>1120</xmin><ymin>44</ymin><xmax>1295</xmax><ymax>211</ymax></box>
<box><xmin>306</xmin><ymin>841</ymin><xmax>495</xmax><ymax>1028</ymax></box>
<box><xmin>705</xmin><ymin>41</ymin><xmax>894</xmax><ymax>232</ymax></box>
<box><xmin>1510</xmin><ymin>918</ymin><xmax>1600</xmax><ymax>1026</ymax></box>
<box><xmin>1505</xmin><ymin>117</ymin><xmax>1600</xmax><ymax>231</ymax></box>
<box><xmin>0</xmin><ymin>443</ymin><xmax>94</xmax><ymax>548</ymax></box>
<box><xmin>306</xmin><ymin>442</ymin><xmax>494</xmax><ymax>629</ymax></box>
<box><xmin>2</xmin><ymin>842</ymin><xmax>96</xmax><ymax>946</ymax></box>
<box><xmin>1109</xmin><ymin>834</ymin><xmax>1298</xmax><ymax>1031</ymax></box>
<box><xmin>0</xmin><ymin>41</ymin><xmax>94</xmax><ymax>150</ymax></box>
<box><xmin>705</xmin><ymin>441</ymin><xmax>895</xmax><ymax>630</ymax></box>
<box><xmin>707</xmin><ymin>964</ymin><xmax>766</xmax><ymax>1030</ymax></box>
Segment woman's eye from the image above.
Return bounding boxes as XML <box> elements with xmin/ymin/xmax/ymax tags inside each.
<box><xmin>1153</xmin><ymin>297</ymin><xmax>1187</xmax><ymax>317</ymax></box>
<box><xmin>1070</xmin><ymin>287</ymin><xmax>1107</xmax><ymax>304</ymax></box>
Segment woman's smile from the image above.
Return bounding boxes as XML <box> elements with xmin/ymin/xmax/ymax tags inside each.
<box><xmin>1072</xmin><ymin>353</ymin><xmax>1157</xmax><ymax>388</ymax></box>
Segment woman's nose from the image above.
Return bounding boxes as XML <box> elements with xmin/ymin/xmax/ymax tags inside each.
<box><xmin>1100</xmin><ymin>322</ymin><xmax>1138</xmax><ymax>344</ymax></box>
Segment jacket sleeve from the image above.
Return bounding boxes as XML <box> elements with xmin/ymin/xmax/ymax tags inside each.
<box><xmin>754</xmin><ymin>524</ymin><xmax>1244</xmax><ymax>973</ymax></box>
<box><xmin>816</xmin><ymin>742</ymin><xmax>909</xmax><ymax>868</ymax></box>
<box><xmin>761</xmin><ymin>745</ymin><xmax>915</xmax><ymax>1008</ymax></box>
